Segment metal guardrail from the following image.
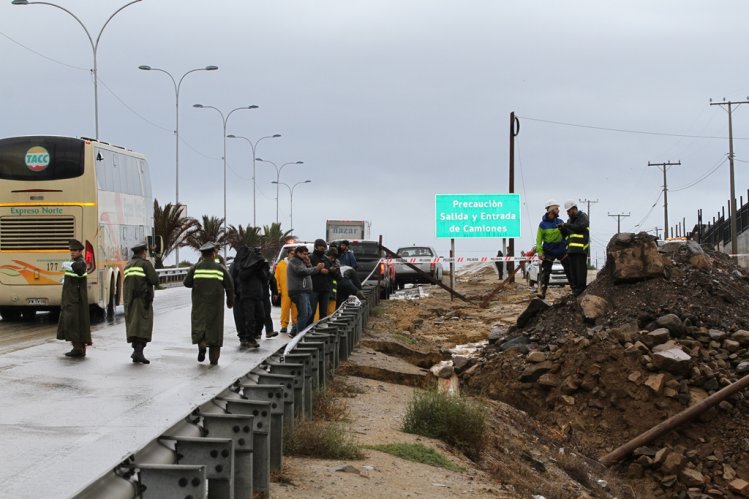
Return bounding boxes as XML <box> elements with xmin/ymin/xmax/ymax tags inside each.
<box><xmin>74</xmin><ymin>283</ymin><xmax>380</xmax><ymax>499</ymax></box>
<box><xmin>156</xmin><ymin>267</ymin><xmax>189</xmax><ymax>286</ymax></box>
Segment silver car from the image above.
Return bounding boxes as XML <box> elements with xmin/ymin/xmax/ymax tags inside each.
<box><xmin>394</xmin><ymin>246</ymin><xmax>443</xmax><ymax>288</ymax></box>
<box><xmin>527</xmin><ymin>259</ymin><xmax>568</xmax><ymax>287</ymax></box>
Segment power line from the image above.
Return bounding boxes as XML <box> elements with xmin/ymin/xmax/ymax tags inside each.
<box><xmin>671</xmin><ymin>156</ymin><xmax>727</xmax><ymax>192</ymax></box>
<box><xmin>518</xmin><ymin>115</ymin><xmax>749</xmax><ymax>140</ymax></box>
<box><xmin>0</xmin><ymin>30</ymin><xmax>88</xmax><ymax>71</ymax></box>
<box><xmin>608</xmin><ymin>212</ymin><xmax>631</xmax><ymax>234</ymax></box>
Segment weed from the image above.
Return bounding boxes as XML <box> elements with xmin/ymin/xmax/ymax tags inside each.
<box><xmin>284</xmin><ymin>419</ymin><xmax>364</xmax><ymax>460</ymax></box>
<box><xmin>367</xmin><ymin>442</ymin><xmax>462</xmax><ymax>472</ymax></box>
<box><xmin>391</xmin><ymin>332</ymin><xmax>418</xmax><ymax>345</ymax></box>
<box><xmin>313</xmin><ymin>385</ymin><xmax>351</xmax><ymax>422</ymax></box>
<box><xmin>401</xmin><ymin>390</ymin><xmax>487</xmax><ymax>461</ymax></box>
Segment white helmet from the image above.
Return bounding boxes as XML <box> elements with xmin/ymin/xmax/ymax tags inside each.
<box><xmin>544</xmin><ymin>199</ymin><xmax>559</xmax><ymax>211</ymax></box>
<box><xmin>564</xmin><ymin>200</ymin><xmax>577</xmax><ymax>211</ymax></box>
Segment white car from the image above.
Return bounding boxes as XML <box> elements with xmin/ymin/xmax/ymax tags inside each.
<box><xmin>527</xmin><ymin>259</ymin><xmax>569</xmax><ymax>287</ymax></box>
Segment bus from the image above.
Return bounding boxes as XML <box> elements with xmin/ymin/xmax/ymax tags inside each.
<box><xmin>0</xmin><ymin>135</ymin><xmax>160</xmax><ymax>321</ymax></box>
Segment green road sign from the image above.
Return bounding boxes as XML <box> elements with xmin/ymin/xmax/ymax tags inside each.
<box><xmin>435</xmin><ymin>193</ymin><xmax>521</xmax><ymax>238</ymax></box>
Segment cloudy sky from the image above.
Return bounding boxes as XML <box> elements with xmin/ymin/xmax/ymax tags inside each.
<box><xmin>2</xmin><ymin>0</ymin><xmax>748</xmax><ymax>265</ymax></box>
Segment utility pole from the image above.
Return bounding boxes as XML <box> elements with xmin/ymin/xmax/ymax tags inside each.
<box><xmin>710</xmin><ymin>98</ymin><xmax>748</xmax><ymax>258</ymax></box>
<box><xmin>648</xmin><ymin>161</ymin><xmax>681</xmax><ymax>240</ymax></box>
<box><xmin>579</xmin><ymin>198</ymin><xmax>598</xmax><ymax>266</ymax></box>
<box><xmin>507</xmin><ymin>112</ymin><xmax>520</xmax><ymax>282</ymax></box>
<box><xmin>608</xmin><ymin>212</ymin><xmax>631</xmax><ymax>234</ymax></box>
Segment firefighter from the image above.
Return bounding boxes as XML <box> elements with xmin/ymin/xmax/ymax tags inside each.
<box><xmin>57</xmin><ymin>239</ymin><xmax>91</xmax><ymax>358</ymax></box>
<box><xmin>274</xmin><ymin>246</ymin><xmax>298</xmax><ymax>334</ymax></box>
<box><xmin>560</xmin><ymin>200</ymin><xmax>590</xmax><ymax>296</ymax></box>
<box><xmin>534</xmin><ymin>200</ymin><xmax>570</xmax><ymax>299</ymax></box>
<box><xmin>123</xmin><ymin>241</ymin><xmax>160</xmax><ymax>364</ymax></box>
<box><xmin>184</xmin><ymin>242</ymin><xmax>234</xmax><ymax>365</ymax></box>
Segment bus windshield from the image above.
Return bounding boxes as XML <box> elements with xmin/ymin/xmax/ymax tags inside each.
<box><xmin>0</xmin><ymin>136</ymin><xmax>84</xmax><ymax>181</ymax></box>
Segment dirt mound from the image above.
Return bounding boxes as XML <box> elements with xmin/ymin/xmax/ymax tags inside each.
<box><xmin>463</xmin><ymin>233</ymin><xmax>749</xmax><ymax>497</ymax></box>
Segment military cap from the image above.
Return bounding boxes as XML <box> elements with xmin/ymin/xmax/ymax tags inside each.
<box><xmin>199</xmin><ymin>241</ymin><xmax>217</xmax><ymax>252</ymax></box>
<box><xmin>131</xmin><ymin>241</ymin><xmax>148</xmax><ymax>252</ymax></box>
<box><xmin>68</xmin><ymin>239</ymin><xmax>84</xmax><ymax>251</ymax></box>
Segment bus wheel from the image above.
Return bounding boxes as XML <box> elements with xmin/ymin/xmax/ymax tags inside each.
<box><xmin>21</xmin><ymin>309</ymin><xmax>37</xmax><ymax>321</ymax></box>
<box><xmin>0</xmin><ymin>307</ymin><xmax>22</xmax><ymax>321</ymax></box>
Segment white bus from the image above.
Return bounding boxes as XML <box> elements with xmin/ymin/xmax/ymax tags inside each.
<box><xmin>0</xmin><ymin>135</ymin><xmax>160</xmax><ymax>321</ymax></box>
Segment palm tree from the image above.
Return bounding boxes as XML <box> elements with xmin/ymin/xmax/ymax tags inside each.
<box><xmin>152</xmin><ymin>199</ymin><xmax>199</xmax><ymax>268</ymax></box>
<box><xmin>186</xmin><ymin>215</ymin><xmax>229</xmax><ymax>252</ymax></box>
<box><xmin>260</xmin><ymin>222</ymin><xmax>293</xmax><ymax>261</ymax></box>
<box><xmin>226</xmin><ymin>224</ymin><xmax>262</xmax><ymax>251</ymax></box>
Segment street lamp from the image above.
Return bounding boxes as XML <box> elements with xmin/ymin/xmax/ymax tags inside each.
<box><xmin>272</xmin><ymin>180</ymin><xmax>311</xmax><ymax>232</ymax></box>
<box><xmin>226</xmin><ymin>133</ymin><xmax>282</xmax><ymax>227</ymax></box>
<box><xmin>13</xmin><ymin>0</ymin><xmax>142</xmax><ymax>139</ymax></box>
<box><xmin>256</xmin><ymin>158</ymin><xmax>304</xmax><ymax>224</ymax></box>
<box><xmin>193</xmin><ymin>104</ymin><xmax>259</xmax><ymax>258</ymax></box>
<box><xmin>139</xmin><ymin>64</ymin><xmax>218</xmax><ymax>265</ymax></box>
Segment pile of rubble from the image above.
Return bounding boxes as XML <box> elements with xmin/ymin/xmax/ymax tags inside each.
<box><xmin>463</xmin><ymin>232</ymin><xmax>749</xmax><ymax>497</ymax></box>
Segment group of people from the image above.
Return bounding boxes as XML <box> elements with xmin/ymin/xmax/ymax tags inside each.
<box><xmin>534</xmin><ymin>199</ymin><xmax>590</xmax><ymax>299</ymax></box>
<box><xmin>57</xmin><ymin>237</ymin><xmax>363</xmax><ymax>367</ymax></box>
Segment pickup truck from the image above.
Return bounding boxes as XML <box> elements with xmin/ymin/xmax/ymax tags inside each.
<box><xmin>394</xmin><ymin>246</ymin><xmax>443</xmax><ymax>288</ymax></box>
<box><xmin>330</xmin><ymin>239</ymin><xmax>395</xmax><ymax>299</ymax></box>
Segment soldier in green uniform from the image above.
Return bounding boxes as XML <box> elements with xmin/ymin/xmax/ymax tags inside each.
<box><xmin>57</xmin><ymin>239</ymin><xmax>91</xmax><ymax>358</ymax></box>
<box><xmin>184</xmin><ymin>242</ymin><xmax>234</xmax><ymax>365</ymax></box>
<box><xmin>123</xmin><ymin>241</ymin><xmax>160</xmax><ymax>364</ymax></box>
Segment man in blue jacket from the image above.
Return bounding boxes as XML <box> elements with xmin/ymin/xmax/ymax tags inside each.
<box><xmin>534</xmin><ymin>200</ymin><xmax>570</xmax><ymax>299</ymax></box>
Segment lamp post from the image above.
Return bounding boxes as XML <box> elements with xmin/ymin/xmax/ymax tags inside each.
<box><xmin>139</xmin><ymin>65</ymin><xmax>218</xmax><ymax>265</ymax></box>
<box><xmin>226</xmin><ymin>133</ymin><xmax>282</xmax><ymax>227</ymax></box>
<box><xmin>256</xmin><ymin>158</ymin><xmax>304</xmax><ymax>224</ymax></box>
<box><xmin>272</xmin><ymin>180</ymin><xmax>311</xmax><ymax>232</ymax></box>
<box><xmin>13</xmin><ymin>0</ymin><xmax>142</xmax><ymax>139</ymax></box>
<box><xmin>193</xmin><ymin>104</ymin><xmax>259</xmax><ymax>258</ymax></box>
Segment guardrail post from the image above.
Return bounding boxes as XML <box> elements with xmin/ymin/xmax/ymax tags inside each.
<box><xmin>132</xmin><ymin>463</ymin><xmax>207</xmax><ymax>498</ymax></box>
<box><xmin>220</xmin><ymin>399</ymin><xmax>272</xmax><ymax>498</ymax></box>
<box><xmin>289</xmin><ymin>346</ymin><xmax>321</xmax><ymax>392</ymax></box>
<box><xmin>252</xmin><ymin>372</ymin><xmax>296</xmax><ymax>432</ymax></box>
<box><xmin>239</xmin><ymin>384</ymin><xmax>286</xmax><ymax>471</ymax></box>
<box><xmin>264</xmin><ymin>362</ymin><xmax>306</xmax><ymax>419</ymax></box>
<box><xmin>277</xmin><ymin>352</ymin><xmax>314</xmax><ymax>414</ymax></box>
<box><xmin>167</xmin><ymin>437</ymin><xmax>234</xmax><ymax>499</ymax></box>
<box><xmin>200</xmin><ymin>413</ymin><xmax>255</xmax><ymax>499</ymax></box>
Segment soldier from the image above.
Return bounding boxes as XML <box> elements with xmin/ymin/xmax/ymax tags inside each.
<box><xmin>123</xmin><ymin>241</ymin><xmax>160</xmax><ymax>364</ymax></box>
<box><xmin>184</xmin><ymin>242</ymin><xmax>234</xmax><ymax>365</ymax></box>
<box><xmin>57</xmin><ymin>239</ymin><xmax>91</xmax><ymax>358</ymax></box>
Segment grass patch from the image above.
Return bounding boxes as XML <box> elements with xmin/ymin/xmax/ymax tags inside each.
<box><xmin>402</xmin><ymin>390</ymin><xmax>487</xmax><ymax>461</ymax></box>
<box><xmin>368</xmin><ymin>442</ymin><xmax>462</xmax><ymax>472</ymax></box>
<box><xmin>284</xmin><ymin>419</ymin><xmax>364</xmax><ymax>460</ymax></box>
<box><xmin>391</xmin><ymin>332</ymin><xmax>418</xmax><ymax>345</ymax></box>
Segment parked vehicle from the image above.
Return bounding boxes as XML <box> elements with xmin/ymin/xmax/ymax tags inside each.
<box><xmin>271</xmin><ymin>241</ymin><xmax>314</xmax><ymax>306</ymax></box>
<box><xmin>325</xmin><ymin>220</ymin><xmax>371</xmax><ymax>242</ymax></box>
<box><xmin>330</xmin><ymin>239</ymin><xmax>395</xmax><ymax>298</ymax></box>
<box><xmin>394</xmin><ymin>245</ymin><xmax>443</xmax><ymax>288</ymax></box>
<box><xmin>527</xmin><ymin>259</ymin><xmax>569</xmax><ymax>287</ymax></box>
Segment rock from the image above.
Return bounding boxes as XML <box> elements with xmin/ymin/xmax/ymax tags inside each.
<box><xmin>724</xmin><ymin>339</ymin><xmax>741</xmax><ymax>352</ymax></box>
<box><xmin>560</xmin><ymin>395</ymin><xmax>575</xmax><ymax>406</ymax></box>
<box><xmin>733</xmin><ymin>329</ymin><xmax>749</xmax><ymax>346</ymax></box>
<box><xmin>709</xmin><ymin>329</ymin><xmax>727</xmax><ymax>341</ymax></box>
<box><xmin>519</xmin><ymin>361</ymin><xmax>554</xmax><ymax>382</ymax></box>
<box><xmin>488</xmin><ymin>325</ymin><xmax>506</xmax><ymax>344</ymax></box>
<box><xmin>653</xmin><ymin>448</ymin><xmax>669</xmax><ymax>466</ymax></box>
<box><xmin>689</xmin><ymin>387</ymin><xmax>709</xmax><ymax>407</ymax></box>
<box><xmin>723</xmin><ymin>463</ymin><xmax>737</xmax><ymax>481</ymax></box>
<box><xmin>729</xmin><ymin>479</ymin><xmax>749</xmax><ymax>496</ymax></box>
<box><xmin>561</xmin><ymin>376</ymin><xmax>580</xmax><ymax>395</ymax></box>
<box><xmin>633</xmin><ymin>446</ymin><xmax>657</xmax><ymax>457</ymax></box>
<box><xmin>644</xmin><ymin>373</ymin><xmax>667</xmax><ymax>394</ymax></box>
<box><xmin>655</xmin><ymin>314</ymin><xmax>686</xmax><ymax>337</ymax></box>
<box><xmin>335</xmin><ymin>464</ymin><xmax>360</xmax><ymax>474</ymax></box>
<box><xmin>627</xmin><ymin>462</ymin><xmax>644</xmax><ymax>478</ymax></box>
<box><xmin>652</xmin><ymin>347</ymin><xmax>692</xmax><ymax>376</ymax></box>
<box><xmin>737</xmin><ymin>362</ymin><xmax>749</xmax><ymax>375</ymax></box>
<box><xmin>678</xmin><ymin>467</ymin><xmax>705</xmax><ymax>487</ymax></box>
<box><xmin>628</xmin><ymin>371</ymin><xmax>642</xmax><ymax>384</ymax></box>
<box><xmin>661</xmin><ymin>451</ymin><xmax>685</xmax><ymax>474</ymax></box>
<box><xmin>430</xmin><ymin>361</ymin><xmax>454</xmax><ymax>378</ymax></box>
<box><xmin>537</xmin><ymin>373</ymin><xmax>559</xmax><ymax>387</ymax></box>
<box><xmin>516</xmin><ymin>298</ymin><xmax>550</xmax><ymax>328</ymax></box>
<box><xmin>452</xmin><ymin>355</ymin><xmax>471</xmax><ymax>372</ymax></box>
<box><xmin>664</xmin><ymin>387</ymin><xmax>678</xmax><ymax>398</ymax></box>
<box><xmin>499</xmin><ymin>335</ymin><xmax>530</xmax><ymax>353</ymax></box>
<box><xmin>607</xmin><ymin>232</ymin><xmax>664</xmax><ymax>282</ymax></box>
<box><xmin>579</xmin><ymin>295</ymin><xmax>609</xmax><ymax>321</ymax></box>
<box><xmin>642</xmin><ymin>328</ymin><xmax>671</xmax><ymax>348</ymax></box>
<box><xmin>527</xmin><ymin>351</ymin><xmax>546</xmax><ymax>363</ymax></box>
<box><xmin>701</xmin><ymin>376</ymin><xmax>720</xmax><ymax>392</ymax></box>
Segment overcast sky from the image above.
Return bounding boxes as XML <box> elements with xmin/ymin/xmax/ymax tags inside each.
<box><xmin>2</xmin><ymin>0</ymin><xmax>748</xmax><ymax>265</ymax></box>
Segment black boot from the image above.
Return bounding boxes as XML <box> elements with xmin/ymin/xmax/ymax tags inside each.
<box><xmin>131</xmin><ymin>341</ymin><xmax>150</xmax><ymax>364</ymax></box>
<box><xmin>197</xmin><ymin>343</ymin><xmax>207</xmax><ymax>362</ymax></box>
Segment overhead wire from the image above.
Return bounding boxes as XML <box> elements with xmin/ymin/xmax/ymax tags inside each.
<box><xmin>0</xmin><ymin>30</ymin><xmax>88</xmax><ymax>71</ymax></box>
<box><xmin>671</xmin><ymin>156</ymin><xmax>727</xmax><ymax>192</ymax></box>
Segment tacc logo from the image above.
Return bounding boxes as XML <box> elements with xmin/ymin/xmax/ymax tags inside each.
<box><xmin>25</xmin><ymin>146</ymin><xmax>50</xmax><ymax>172</ymax></box>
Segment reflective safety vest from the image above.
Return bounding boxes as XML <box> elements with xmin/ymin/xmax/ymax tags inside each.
<box><xmin>567</xmin><ymin>228</ymin><xmax>589</xmax><ymax>253</ymax></box>
<box><xmin>124</xmin><ymin>267</ymin><xmax>146</xmax><ymax>278</ymax></box>
<box><xmin>194</xmin><ymin>269</ymin><xmax>225</xmax><ymax>281</ymax></box>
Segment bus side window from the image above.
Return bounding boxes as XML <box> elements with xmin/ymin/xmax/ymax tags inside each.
<box><xmin>125</xmin><ymin>155</ymin><xmax>140</xmax><ymax>195</ymax></box>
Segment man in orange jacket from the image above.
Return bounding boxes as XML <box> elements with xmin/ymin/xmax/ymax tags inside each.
<box><xmin>274</xmin><ymin>246</ymin><xmax>298</xmax><ymax>333</ymax></box>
